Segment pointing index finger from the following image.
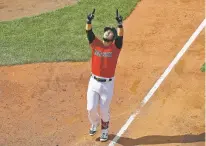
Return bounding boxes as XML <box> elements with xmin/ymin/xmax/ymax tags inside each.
<box><xmin>116</xmin><ymin>9</ymin><xmax>119</xmax><ymax>17</ymax></box>
<box><xmin>92</xmin><ymin>9</ymin><xmax>95</xmax><ymax>15</ymax></box>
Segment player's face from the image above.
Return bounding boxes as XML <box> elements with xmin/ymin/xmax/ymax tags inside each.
<box><xmin>103</xmin><ymin>30</ymin><xmax>114</xmax><ymax>41</ymax></box>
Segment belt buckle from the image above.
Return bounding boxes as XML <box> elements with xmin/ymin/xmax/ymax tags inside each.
<box><xmin>97</xmin><ymin>77</ymin><xmax>104</xmax><ymax>82</ymax></box>
<box><xmin>94</xmin><ymin>76</ymin><xmax>100</xmax><ymax>81</ymax></box>
<box><xmin>93</xmin><ymin>75</ymin><xmax>111</xmax><ymax>82</ymax></box>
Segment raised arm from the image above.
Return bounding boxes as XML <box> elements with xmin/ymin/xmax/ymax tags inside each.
<box><xmin>115</xmin><ymin>9</ymin><xmax>124</xmax><ymax>49</ymax></box>
<box><xmin>86</xmin><ymin>9</ymin><xmax>96</xmax><ymax>44</ymax></box>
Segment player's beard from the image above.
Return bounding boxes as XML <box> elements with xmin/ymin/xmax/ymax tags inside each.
<box><xmin>103</xmin><ymin>37</ymin><xmax>112</xmax><ymax>42</ymax></box>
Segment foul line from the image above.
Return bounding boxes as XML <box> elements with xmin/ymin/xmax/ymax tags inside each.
<box><xmin>108</xmin><ymin>19</ymin><xmax>206</xmax><ymax>146</ymax></box>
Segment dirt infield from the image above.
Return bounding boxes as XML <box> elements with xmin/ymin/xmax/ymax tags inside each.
<box><xmin>0</xmin><ymin>0</ymin><xmax>77</xmax><ymax>21</ymax></box>
<box><xmin>0</xmin><ymin>0</ymin><xmax>205</xmax><ymax>146</ymax></box>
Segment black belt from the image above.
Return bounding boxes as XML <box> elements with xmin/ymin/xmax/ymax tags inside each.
<box><xmin>91</xmin><ymin>75</ymin><xmax>112</xmax><ymax>82</ymax></box>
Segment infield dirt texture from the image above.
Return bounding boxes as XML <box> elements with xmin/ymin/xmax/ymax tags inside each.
<box><xmin>0</xmin><ymin>0</ymin><xmax>205</xmax><ymax>146</ymax></box>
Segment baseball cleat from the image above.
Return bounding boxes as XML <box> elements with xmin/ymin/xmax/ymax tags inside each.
<box><xmin>89</xmin><ymin>124</ymin><xmax>99</xmax><ymax>136</ymax></box>
<box><xmin>100</xmin><ymin>129</ymin><xmax>108</xmax><ymax>142</ymax></box>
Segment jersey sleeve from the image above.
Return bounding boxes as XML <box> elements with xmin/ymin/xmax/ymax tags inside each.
<box><xmin>114</xmin><ymin>36</ymin><xmax>123</xmax><ymax>49</ymax></box>
<box><xmin>86</xmin><ymin>29</ymin><xmax>95</xmax><ymax>44</ymax></box>
<box><xmin>90</xmin><ymin>37</ymin><xmax>101</xmax><ymax>49</ymax></box>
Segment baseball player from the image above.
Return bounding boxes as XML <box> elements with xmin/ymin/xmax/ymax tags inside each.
<box><xmin>85</xmin><ymin>9</ymin><xmax>123</xmax><ymax>142</ymax></box>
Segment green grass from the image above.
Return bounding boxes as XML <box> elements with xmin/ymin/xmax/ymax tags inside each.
<box><xmin>201</xmin><ymin>63</ymin><xmax>205</xmax><ymax>72</ymax></box>
<box><xmin>0</xmin><ymin>0</ymin><xmax>140</xmax><ymax>66</ymax></box>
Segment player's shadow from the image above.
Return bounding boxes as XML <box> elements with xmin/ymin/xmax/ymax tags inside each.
<box><xmin>96</xmin><ymin>133</ymin><xmax>205</xmax><ymax>146</ymax></box>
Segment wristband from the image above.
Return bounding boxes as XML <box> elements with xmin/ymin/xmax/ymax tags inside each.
<box><xmin>118</xmin><ymin>24</ymin><xmax>123</xmax><ymax>28</ymax></box>
<box><xmin>87</xmin><ymin>20</ymin><xmax>91</xmax><ymax>24</ymax></box>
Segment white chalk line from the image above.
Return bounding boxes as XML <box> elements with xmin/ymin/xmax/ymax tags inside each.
<box><xmin>108</xmin><ymin>19</ymin><xmax>206</xmax><ymax>146</ymax></box>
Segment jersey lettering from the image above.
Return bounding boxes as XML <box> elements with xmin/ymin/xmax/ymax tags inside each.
<box><xmin>94</xmin><ymin>50</ymin><xmax>112</xmax><ymax>58</ymax></box>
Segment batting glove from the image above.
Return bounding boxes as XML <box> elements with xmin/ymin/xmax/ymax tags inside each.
<box><xmin>87</xmin><ymin>9</ymin><xmax>95</xmax><ymax>24</ymax></box>
<box><xmin>116</xmin><ymin>9</ymin><xmax>123</xmax><ymax>27</ymax></box>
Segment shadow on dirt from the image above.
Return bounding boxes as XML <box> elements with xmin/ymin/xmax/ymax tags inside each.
<box><xmin>96</xmin><ymin>133</ymin><xmax>205</xmax><ymax>145</ymax></box>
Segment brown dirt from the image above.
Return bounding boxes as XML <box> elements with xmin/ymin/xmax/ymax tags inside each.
<box><xmin>0</xmin><ymin>0</ymin><xmax>78</xmax><ymax>21</ymax></box>
<box><xmin>0</xmin><ymin>0</ymin><xmax>205</xmax><ymax>146</ymax></box>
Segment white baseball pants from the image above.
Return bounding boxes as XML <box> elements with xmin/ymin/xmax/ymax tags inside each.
<box><xmin>87</xmin><ymin>75</ymin><xmax>115</xmax><ymax>127</ymax></box>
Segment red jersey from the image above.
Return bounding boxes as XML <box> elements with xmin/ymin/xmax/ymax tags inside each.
<box><xmin>90</xmin><ymin>37</ymin><xmax>121</xmax><ymax>78</ymax></box>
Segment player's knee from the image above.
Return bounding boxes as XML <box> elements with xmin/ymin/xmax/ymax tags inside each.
<box><xmin>100</xmin><ymin>108</ymin><xmax>109</xmax><ymax>118</ymax></box>
<box><xmin>87</xmin><ymin>106</ymin><xmax>96</xmax><ymax>114</ymax></box>
<box><xmin>100</xmin><ymin>106</ymin><xmax>109</xmax><ymax>113</ymax></box>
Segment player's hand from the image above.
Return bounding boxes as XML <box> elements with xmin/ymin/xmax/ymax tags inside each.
<box><xmin>87</xmin><ymin>9</ymin><xmax>95</xmax><ymax>24</ymax></box>
<box><xmin>116</xmin><ymin>9</ymin><xmax>123</xmax><ymax>25</ymax></box>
